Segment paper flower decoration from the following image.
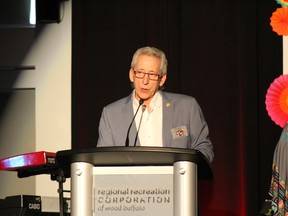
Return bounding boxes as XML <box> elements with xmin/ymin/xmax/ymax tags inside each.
<box><xmin>266</xmin><ymin>74</ymin><xmax>288</xmax><ymax>128</ymax></box>
<box><xmin>270</xmin><ymin>7</ymin><xmax>288</xmax><ymax>36</ymax></box>
<box><xmin>276</xmin><ymin>0</ymin><xmax>288</xmax><ymax>8</ymax></box>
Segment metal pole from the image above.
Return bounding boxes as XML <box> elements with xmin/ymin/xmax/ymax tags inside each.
<box><xmin>71</xmin><ymin>162</ymin><xmax>94</xmax><ymax>216</ymax></box>
<box><xmin>173</xmin><ymin>161</ymin><xmax>197</xmax><ymax>216</ymax></box>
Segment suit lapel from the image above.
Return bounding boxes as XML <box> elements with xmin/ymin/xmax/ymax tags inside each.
<box><xmin>162</xmin><ymin>92</ymin><xmax>173</xmax><ymax>147</ymax></box>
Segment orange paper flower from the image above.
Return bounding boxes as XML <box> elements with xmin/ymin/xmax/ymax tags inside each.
<box><xmin>265</xmin><ymin>74</ymin><xmax>288</xmax><ymax>128</ymax></box>
<box><xmin>270</xmin><ymin>7</ymin><xmax>288</xmax><ymax>36</ymax></box>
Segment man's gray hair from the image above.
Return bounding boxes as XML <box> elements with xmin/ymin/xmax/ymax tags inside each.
<box><xmin>131</xmin><ymin>46</ymin><xmax>168</xmax><ymax>75</ymax></box>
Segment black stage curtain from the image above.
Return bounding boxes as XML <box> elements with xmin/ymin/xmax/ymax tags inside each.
<box><xmin>72</xmin><ymin>0</ymin><xmax>282</xmax><ymax>215</ymax></box>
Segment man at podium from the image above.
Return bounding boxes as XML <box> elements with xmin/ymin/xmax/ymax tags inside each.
<box><xmin>97</xmin><ymin>46</ymin><xmax>214</xmax><ymax>163</ymax></box>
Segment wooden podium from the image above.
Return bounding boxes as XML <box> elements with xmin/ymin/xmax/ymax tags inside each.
<box><xmin>56</xmin><ymin>147</ymin><xmax>212</xmax><ymax>216</ymax></box>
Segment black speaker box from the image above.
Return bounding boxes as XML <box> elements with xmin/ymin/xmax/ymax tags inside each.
<box><xmin>36</xmin><ymin>0</ymin><xmax>61</xmax><ymax>23</ymax></box>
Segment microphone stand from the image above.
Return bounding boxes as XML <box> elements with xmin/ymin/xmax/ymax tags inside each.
<box><xmin>133</xmin><ymin>105</ymin><xmax>146</xmax><ymax>146</ymax></box>
<box><xmin>125</xmin><ymin>99</ymin><xmax>144</xmax><ymax>146</ymax></box>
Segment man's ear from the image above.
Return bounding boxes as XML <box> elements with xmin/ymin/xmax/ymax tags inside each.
<box><xmin>159</xmin><ymin>74</ymin><xmax>167</xmax><ymax>87</ymax></box>
<box><xmin>129</xmin><ymin>69</ymin><xmax>134</xmax><ymax>82</ymax></box>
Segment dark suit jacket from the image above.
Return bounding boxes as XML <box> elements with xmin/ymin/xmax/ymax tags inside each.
<box><xmin>97</xmin><ymin>91</ymin><xmax>214</xmax><ymax>163</ymax></box>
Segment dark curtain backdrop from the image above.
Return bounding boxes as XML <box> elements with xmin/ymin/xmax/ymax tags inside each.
<box><xmin>72</xmin><ymin>0</ymin><xmax>283</xmax><ymax>215</ymax></box>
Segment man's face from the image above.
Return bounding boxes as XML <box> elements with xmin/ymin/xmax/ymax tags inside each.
<box><xmin>129</xmin><ymin>54</ymin><xmax>166</xmax><ymax>104</ymax></box>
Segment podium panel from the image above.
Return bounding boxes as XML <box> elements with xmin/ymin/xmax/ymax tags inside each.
<box><xmin>71</xmin><ymin>161</ymin><xmax>197</xmax><ymax>216</ymax></box>
<box><xmin>93</xmin><ymin>166</ymin><xmax>173</xmax><ymax>216</ymax></box>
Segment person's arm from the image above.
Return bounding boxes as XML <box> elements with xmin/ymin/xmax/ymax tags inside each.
<box><xmin>189</xmin><ymin>99</ymin><xmax>214</xmax><ymax>163</ymax></box>
<box><xmin>97</xmin><ymin>107</ymin><xmax>113</xmax><ymax>147</ymax></box>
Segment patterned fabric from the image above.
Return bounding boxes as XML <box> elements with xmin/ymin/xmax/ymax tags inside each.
<box><xmin>269</xmin><ymin>124</ymin><xmax>288</xmax><ymax>215</ymax></box>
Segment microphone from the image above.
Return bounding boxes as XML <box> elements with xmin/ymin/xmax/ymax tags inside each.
<box><xmin>133</xmin><ymin>105</ymin><xmax>146</xmax><ymax>147</ymax></box>
<box><xmin>125</xmin><ymin>99</ymin><xmax>144</xmax><ymax>147</ymax></box>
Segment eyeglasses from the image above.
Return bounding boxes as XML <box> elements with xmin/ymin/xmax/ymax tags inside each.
<box><xmin>133</xmin><ymin>70</ymin><xmax>162</xmax><ymax>81</ymax></box>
